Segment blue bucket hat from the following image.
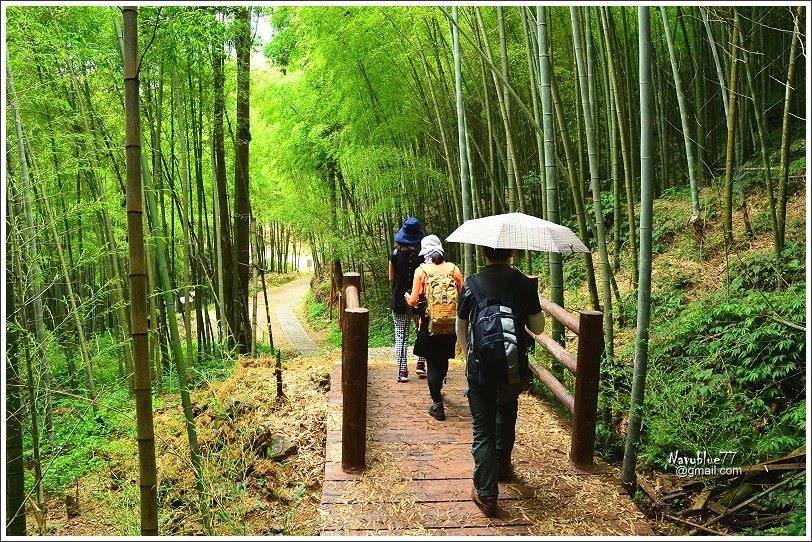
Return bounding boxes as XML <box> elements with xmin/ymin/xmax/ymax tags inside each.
<box><xmin>394</xmin><ymin>217</ymin><xmax>425</xmax><ymax>246</ymax></box>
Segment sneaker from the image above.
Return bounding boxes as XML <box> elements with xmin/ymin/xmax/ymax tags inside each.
<box><xmin>415</xmin><ymin>361</ymin><xmax>427</xmax><ymax>378</ymax></box>
<box><xmin>427</xmin><ymin>402</ymin><xmax>446</xmax><ymax>421</ymax></box>
<box><xmin>471</xmin><ymin>486</ymin><xmax>499</xmax><ymax>518</ymax></box>
<box><xmin>397</xmin><ymin>373</ymin><xmax>409</xmax><ymax>383</ymax></box>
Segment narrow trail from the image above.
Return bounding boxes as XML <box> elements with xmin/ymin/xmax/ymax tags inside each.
<box><xmin>274</xmin><ymin>304</ymin><xmax>319</xmax><ymax>356</ymax></box>
<box><xmin>193</xmin><ymin>276</ymin><xmax>651</xmax><ymax>534</ymax></box>
<box><xmin>321</xmin><ymin>353</ymin><xmax>654</xmax><ymax>535</ymax></box>
<box><xmin>189</xmin><ymin>274</ymin><xmax>321</xmax><ymax>356</ymax></box>
<box><xmin>249</xmin><ymin>274</ymin><xmax>319</xmax><ymax>355</ymax></box>
<box><xmin>261</xmin><ymin>274</ymin><xmax>321</xmax><ymax>356</ymax></box>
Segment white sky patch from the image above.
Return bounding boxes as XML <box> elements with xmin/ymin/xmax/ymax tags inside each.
<box><xmin>254</xmin><ymin>10</ymin><xmax>274</xmax><ymax>45</ymax></box>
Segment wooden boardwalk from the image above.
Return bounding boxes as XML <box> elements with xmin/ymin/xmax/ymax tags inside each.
<box><xmin>321</xmin><ymin>354</ymin><xmax>655</xmax><ymax>536</ymax></box>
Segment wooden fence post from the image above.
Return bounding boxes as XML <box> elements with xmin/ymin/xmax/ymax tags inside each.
<box><xmin>341</xmin><ymin>271</ymin><xmax>366</xmax><ymax>472</ymax></box>
<box><xmin>341</xmin><ymin>308</ymin><xmax>368</xmax><ymax>472</ymax></box>
<box><xmin>570</xmin><ymin>310</ymin><xmax>604</xmax><ymax>468</ymax></box>
<box><xmin>340</xmin><ymin>272</ymin><xmax>360</xmax><ymax>331</ymax></box>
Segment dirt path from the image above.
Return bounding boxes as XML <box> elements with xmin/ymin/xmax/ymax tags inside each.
<box><xmin>188</xmin><ymin>273</ymin><xmax>322</xmax><ymax>356</ymax></box>
<box><xmin>273</xmin><ymin>298</ymin><xmax>320</xmax><ymax>356</ymax></box>
<box><xmin>246</xmin><ymin>274</ymin><xmax>321</xmax><ymax>355</ymax></box>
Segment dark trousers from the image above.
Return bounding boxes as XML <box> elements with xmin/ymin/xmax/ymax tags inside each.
<box><xmin>466</xmin><ymin>379</ymin><xmax>524</xmax><ymax>499</ymax></box>
<box><xmin>426</xmin><ymin>356</ymin><xmax>449</xmax><ymax>403</ymax></box>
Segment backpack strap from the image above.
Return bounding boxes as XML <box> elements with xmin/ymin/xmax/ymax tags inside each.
<box><xmin>466</xmin><ymin>274</ymin><xmax>487</xmax><ymax>305</ymax></box>
<box><xmin>467</xmin><ymin>269</ymin><xmax>516</xmax><ymax>302</ymax></box>
<box><xmin>422</xmin><ymin>262</ymin><xmax>455</xmax><ymax>279</ymax></box>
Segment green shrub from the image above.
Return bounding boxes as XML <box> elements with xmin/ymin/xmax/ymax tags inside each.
<box><xmin>33</xmin><ymin>386</ymin><xmax>135</xmax><ymax>494</ymax></box>
<box><xmin>640</xmin><ymin>283</ymin><xmax>805</xmax><ymax>469</ymax></box>
<box><xmin>729</xmin><ymin>241</ymin><xmax>805</xmax><ymax>291</ymax></box>
<box><xmin>303</xmin><ymin>287</ymin><xmax>341</xmax><ymax>348</ymax></box>
<box><xmin>563</xmin><ymin>254</ymin><xmax>587</xmax><ymax>290</ymax></box>
<box><xmin>367</xmin><ymin>312</ymin><xmax>395</xmax><ymax>348</ymax></box>
<box><xmin>269</xmin><ymin>272</ymin><xmax>299</xmax><ymax>288</ymax></box>
<box><xmin>757</xmin><ymin>474</ymin><xmax>806</xmax><ymax>536</ymax></box>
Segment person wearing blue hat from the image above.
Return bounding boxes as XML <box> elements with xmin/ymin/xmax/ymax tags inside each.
<box><xmin>389</xmin><ymin>217</ymin><xmax>427</xmax><ymax>383</ymax></box>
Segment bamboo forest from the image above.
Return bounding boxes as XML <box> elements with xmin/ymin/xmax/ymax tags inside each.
<box><xmin>2</xmin><ymin>2</ymin><xmax>808</xmax><ymax>538</ymax></box>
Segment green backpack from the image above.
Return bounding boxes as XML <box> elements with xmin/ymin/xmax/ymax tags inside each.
<box><xmin>422</xmin><ymin>264</ymin><xmax>458</xmax><ymax>335</ymax></box>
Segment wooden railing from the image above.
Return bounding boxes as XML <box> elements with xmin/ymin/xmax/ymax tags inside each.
<box><xmin>339</xmin><ymin>272</ymin><xmax>368</xmax><ymax>473</ymax></box>
<box><xmin>525</xmin><ymin>280</ymin><xmax>604</xmax><ymax>469</ymax></box>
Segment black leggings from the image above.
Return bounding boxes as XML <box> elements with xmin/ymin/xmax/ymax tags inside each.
<box><xmin>426</xmin><ymin>356</ymin><xmax>450</xmax><ymax>403</ymax></box>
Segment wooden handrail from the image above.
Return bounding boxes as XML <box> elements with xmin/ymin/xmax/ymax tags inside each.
<box><xmin>529</xmin><ymin>363</ymin><xmax>575</xmax><ymax>413</ymax></box>
<box><xmin>525</xmin><ymin>284</ymin><xmax>604</xmax><ymax>469</ymax></box>
<box><xmin>525</xmin><ymin>328</ymin><xmax>577</xmax><ymax>374</ymax></box>
<box><xmin>539</xmin><ymin>295</ymin><xmax>580</xmax><ymax>335</ymax></box>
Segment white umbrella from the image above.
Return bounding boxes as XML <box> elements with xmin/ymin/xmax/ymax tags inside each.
<box><xmin>446</xmin><ymin>212</ymin><xmax>589</xmax><ymax>253</ymax></box>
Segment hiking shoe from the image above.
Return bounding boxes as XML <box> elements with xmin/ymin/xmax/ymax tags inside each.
<box><xmin>428</xmin><ymin>402</ymin><xmax>446</xmax><ymax>421</ymax></box>
<box><xmin>397</xmin><ymin>373</ymin><xmax>409</xmax><ymax>383</ymax></box>
<box><xmin>415</xmin><ymin>361</ymin><xmax>427</xmax><ymax>378</ymax></box>
<box><xmin>471</xmin><ymin>486</ymin><xmax>499</xmax><ymax>518</ymax></box>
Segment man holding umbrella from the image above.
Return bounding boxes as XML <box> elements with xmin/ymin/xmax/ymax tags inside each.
<box><xmin>449</xmin><ymin>213</ymin><xmax>588</xmax><ymax>518</ymax></box>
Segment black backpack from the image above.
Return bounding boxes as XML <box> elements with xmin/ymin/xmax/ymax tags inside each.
<box><xmin>467</xmin><ymin>273</ymin><xmax>525</xmax><ymax>386</ymax></box>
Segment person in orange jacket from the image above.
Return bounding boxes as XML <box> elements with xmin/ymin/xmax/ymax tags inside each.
<box><xmin>405</xmin><ymin>235</ymin><xmax>463</xmax><ymax>421</ymax></box>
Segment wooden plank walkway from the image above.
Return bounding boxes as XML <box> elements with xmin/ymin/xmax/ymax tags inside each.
<box><xmin>321</xmin><ymin>353</ymin><xmax>655</xmax><ymax>536</ymax></box>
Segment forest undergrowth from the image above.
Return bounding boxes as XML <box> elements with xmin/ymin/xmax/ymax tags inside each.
<box><xmin>30</xmin><ymin>349</ymin><xmax>334</xmax><ymax>536</ymax></box>
<box><xmin>532</xmin><ymin>152</ymin><xmax>807</xmax><ymax>536</ymax></box>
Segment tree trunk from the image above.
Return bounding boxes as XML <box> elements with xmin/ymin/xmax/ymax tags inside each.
<box><xmin>5</xmin><ymin>156</ymin><xmax>26</xmax><ymax>536</ymax></box>
<box><xmin>776</xmin><ymin>6</ymin><xmax>801</xmax><ymax>256</ymax></box>
<box><xmin>62</xmin><ymin>48</ymin><xmax>135</xmax><ymax>392</ymax></box>
<box><xmin>142</xmin><ymin>133</ymin><xmax>213</xmax><ymax>534</ymax></box>
<box><xmin>476</xmin><ymin>8</ymin><xmax>519</xmax><ymax>215</ymax></box>
<box><xmin>251</xmin><ymin>217</ymin><xmax>259</xmax><ymax>357</ymax></box>
<box><xmin>547</xmin><ymin>77</ymin><xmax>601</xmax><ymax>313</ymax></box>
<box><xmin>121</xmin><ymin>9</ymin><xmax>159</xmax><ymax>534</ymax></box>
<box><xmin>452</xmin><ymin>7</ymin><xmax>475</xmax><ymax>277</ymax></box>
<box><xmin>147</xmin><ymin>241</ymin><xmax>163</xmax><ymax>394</ymax></box>
<box><xmin>610</xmin><ymin>63</ymin><xmax>624</xmax><ymax>267</ymax></box>
<box><xmin>259</xmin><ymin>226</ymin><xmax>275</xmax><ymax>352</ymax></box>
<box><xmin>172</xmin><ymin>62</ymin><xmax>195</xmax><ymax>375</ymax></box>
<box><xmin>743</xmin><ymin>44</ymin><xmax>780</xmax><ymax>260</ymax></box>
<box><xmin>210</xmin><ymin>134</ymin><xmax>226</xmax><ymax>346</ymax></box>
<box><xmin>35</xmin><ymin>182</ymin><xmax>98</xmax><ymax>407</ymax></box>
<box><xmin>701</xmin><ymin>8</ymin><xmax>730</xmax><ymax>119</ymax></box>
<box><xmin>571</xmin><ymin>8</ymin><xmax>614</xmax><ymax>358</ymax></box>
<box><xmin>538</xmin><ymin>6</ymin><xmax>565</xmax><ymax>350</ymax></box>
<box><xmin>7</xmin><ymin>64</ymin><xmax>54</xmax><ymax>438</ymax></box>
<box><xmin>416</xmin><ymin>33</ymin><xmax>462</xmax><ymax>226</ymax></box>
<box><xmin>10</xmin><ymin>187</ymin><xmax>45</xmax><ymax>530</ymax></box>
<box><xmin>233</xmin><ymin>7</ymin><xmax>253</xmax><ymax>354</ymax></box>
<box><xmin>212</xmin><ymin>17</ymin><xmax>236</xmax><ymax>348</ymax></box>
<box><xmin>601</xmin><ymin>7</ymin><xmax>638</xmax><ymax>286</ymax></box>
<box><xmin>621</xmin><ymin>6</ymin><xmax>654</xmax><ymax>490</ymax></box>
<box><xmin>722</xmin><ymin>11</ymin><xmax>741</xmax><ymax>248</ymax></box>
<box><xmin>24</xmin><ymin>341</ymin><xmax>47</xmax><ymax>534</ymax></box>
<box><xmin>692</xmin><ymin>11</ymin><xmax>706</xmax><ymax>189</ymax></box>
<box><xmin>660</xmin><ymin>7</ymin><xmax>701</xmax><ymax>222</ymax></box>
